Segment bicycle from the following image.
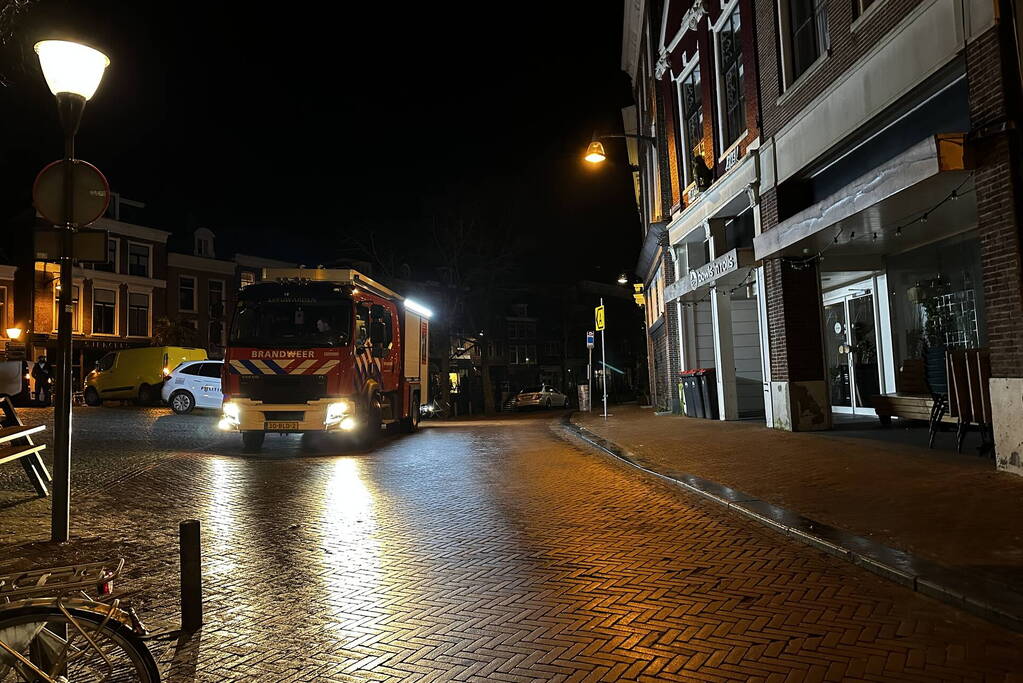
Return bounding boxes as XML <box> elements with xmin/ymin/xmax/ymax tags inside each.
<box><xmin>0</xmin><ymin>559</ymin><xmax>159</xmax><ymax>682</ymax></box>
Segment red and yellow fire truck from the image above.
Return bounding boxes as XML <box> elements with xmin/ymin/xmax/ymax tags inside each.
<box><xmin>219</xmin><ymin>268</ymin><xmax>431</xmax><ymax>451</ymax></box>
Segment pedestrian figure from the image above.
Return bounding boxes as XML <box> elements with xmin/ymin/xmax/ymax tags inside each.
<box><xmin>31</xmin><ymin>357</ymin><xmax>52</xmax><ymax>405</ymax></box>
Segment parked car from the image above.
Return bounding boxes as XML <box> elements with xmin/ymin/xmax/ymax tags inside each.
<box><xmin>84</xmin><ymin>346</ymin><xmax>207</xmax><ymax>406</ymax></box>
<box><xmin>161</xmin><ymin>360</ymin><xmax>224</xmax><ymax>414</ymax></box>
<box><xmin>514</xmin><ymin>385</ymin><xmax>568</xmax><ymax>410</ymax></box>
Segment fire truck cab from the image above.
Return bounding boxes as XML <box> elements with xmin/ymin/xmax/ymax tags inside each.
<box><xmin>219</xmin><ymin>268</ymin><xmax>430</xmax><ymax>451</ymax></box>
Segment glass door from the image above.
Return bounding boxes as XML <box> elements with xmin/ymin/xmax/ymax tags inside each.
<box><xmin>824</xmin><ymin>302</ymin><xmax>851</xmax><ymax>409</ymax></box>
<box><xmin>824</xmin><ymin>282</ymin><xmax>882</xmax><ymax>415</ymax></box>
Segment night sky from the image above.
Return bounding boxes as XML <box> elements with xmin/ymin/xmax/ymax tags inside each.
<box><xmin>1</xmin><ymin>1</ymin><xmax>642</xmax><ymax>283</ymax></box>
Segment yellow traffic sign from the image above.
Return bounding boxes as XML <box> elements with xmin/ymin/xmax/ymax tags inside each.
<box><xmin>595</xmin><ymin>305</ymin><xmax>605</xmax><ymax>331</ymax></box>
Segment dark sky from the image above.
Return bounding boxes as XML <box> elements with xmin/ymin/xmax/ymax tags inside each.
<box><xmin>1</xmin><ymin>1</ymin><xmax>642</xmax><ymax>283</ymax></box>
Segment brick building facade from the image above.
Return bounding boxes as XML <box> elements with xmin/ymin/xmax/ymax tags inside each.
<box><xmin>624</xmin><ymin>0</ymin><xmax>1023</xmax><ymax>472</ymax></box>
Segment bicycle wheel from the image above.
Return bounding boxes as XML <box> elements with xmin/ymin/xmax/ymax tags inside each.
<box><xmin>0</xmin><ymin>605</ymin><xmax>159</xmax><ymax>682</ymax></box>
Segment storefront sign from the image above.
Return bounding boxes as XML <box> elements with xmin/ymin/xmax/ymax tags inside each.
<box><xmin>689</xmin><ymin>250</ymin><xmax>738</xmax><ymax>290</ymax></box>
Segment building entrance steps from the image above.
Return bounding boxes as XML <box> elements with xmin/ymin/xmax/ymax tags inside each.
<box><xmin>567</xmin><ymin>405</ymin><xmax>1023</xmax><ymax>630</ymax></box>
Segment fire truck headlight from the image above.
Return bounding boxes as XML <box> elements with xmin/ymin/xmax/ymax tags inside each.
<box><xmin>220</xmin><ymin>402</ymin><xmax>240</xmax><ymax>429</ymax></box>
<box><xmin>325</xmin><ymin>400</ymin><xmax>352</xmax><ymax>425</ymax></box>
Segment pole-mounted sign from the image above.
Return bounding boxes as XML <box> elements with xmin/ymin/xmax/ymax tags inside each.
<box><xmin>595</xmin><ymin>305</ymin><xmax>605</xmax><ymax>331</ymax></box>
<box><xmin>586</xmin><ymin>331</ymin><xmax>594</xmax><ymax>348</ymax></box>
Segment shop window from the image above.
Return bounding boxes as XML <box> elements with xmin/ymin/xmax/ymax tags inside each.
<box><xmin>208</xmin><ymin>320</ymin><xmax>224</xmax><ymax>347</ymax></box>
<box><xmin>93</xmin><ymin>288</ymin><xmax>116</xmax><ymax>335</ymax></box>
<box><xmin>128</xmin><ymin>292</ymin><xmax>150</xmax><ymax>337</ymax></box>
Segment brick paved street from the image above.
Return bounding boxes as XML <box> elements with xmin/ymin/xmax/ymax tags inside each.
<box><xmin>2</xmin><ymin>406</ymin><xmax>1023</xmax><ymax>681</ymax></box>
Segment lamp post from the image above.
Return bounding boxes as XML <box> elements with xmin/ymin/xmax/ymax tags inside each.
<box><xmin>34</xmin><ymin>39</ymin><xmax>109</xmax><ymax>543</ymax></box>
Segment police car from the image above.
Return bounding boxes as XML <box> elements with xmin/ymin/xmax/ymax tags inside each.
<box><xmin>161</xmin><ymin>360</ymin><xmax>224</xmax><ymax>414</ymax></box>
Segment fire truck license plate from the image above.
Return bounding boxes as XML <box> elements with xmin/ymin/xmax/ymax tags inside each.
<box><xmin>265</xmin><ymin>421</ymin><xmax>300</xmax><ymax>431</ymax></box>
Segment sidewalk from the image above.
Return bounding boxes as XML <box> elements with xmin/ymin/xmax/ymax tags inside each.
<box><xmin>569</xmin><ymin>405</ymin><xmax>1023</xmax><ymax>628</ymax></box>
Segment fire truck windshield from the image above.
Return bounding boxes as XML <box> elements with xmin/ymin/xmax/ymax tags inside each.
<box><xmin>229</xmin><ymin>300</ymin><xmax>352</xmax><ymax>348</ymax></box>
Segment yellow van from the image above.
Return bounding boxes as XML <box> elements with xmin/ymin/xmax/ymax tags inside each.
<box><xmin>85</xmin><ymin>346</ymin><xmax>207</xmax><ymax>406</ymax></box>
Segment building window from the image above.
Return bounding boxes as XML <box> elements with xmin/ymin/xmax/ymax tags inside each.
<box><xmin>717</xmin><ymin>4</ymin><xmax>746</xmax><ymax>149</ymax></box>
<box><xmin>52</xmin><ymin>283</ymin><xmax>81</xmax><ymax>333</ymax></box>
<box><xmin>240</xmin><ymin>271</ymin><xmax>255</xmax><ymax>288</ymax></box>
<box><xmin>93</xmin><ymin>288</ymin><xmax>116</xmax><ymax>335</ymax></box>
<box><xmin>94</xmin><ymin>238</ymin><xmax>118</xmax><ymax>273</ymax></box>
<box><xmin>0</xmin><ymin>287</ymin><xmax>6</xmax><ymax>334</ymax></box>
<box><xmin>543</xmin><ymin>341</ymin><xmax>560</xmax><ymax>357</ymax></box>
<box><xmin>208</xmin><ymin>320</ymin><xmax>224</xmax><ymax>347</ymax></box>
<box><xmin>510</xmin><ymin>344</ymin><xmax>537</xmax><ymax>365</ymax></box>
<box><xmin>128</xmin><ymin>292</ymin><xmax>150</xmax><ymax>336</ymax></box>
<box><xmin>196</xmin><ymin>237</ymin><xmax>212</xmax><ymax>257</ymax></box>
<box><xmin>209</xmin><ymin>280</ymin><xmax>224</xmax><ymax>318</ymax></box>
<box><xmin>179</xmin><ymin>276</ymin><xmax>195</xmax><ymax>312</ymax></box>
<box><xmin>787</xmin><ymin>0</ymin><xmax>829</xmax><ymax>80</ymax></box>
<box><xmin>677</xmin><ymin>63</ymin><xmax>703</xmax><ymax>187</ymax></box>
<box><xmin>128</xmin><ymin>243</ymin><xmax>150</xmax><ymax>277</ymax></box>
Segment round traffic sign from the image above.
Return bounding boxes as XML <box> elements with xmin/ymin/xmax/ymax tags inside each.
<box><xmin>32</xmin><ymin>159</ymin><xmax>110</xmax><ymax>227</ymax></box>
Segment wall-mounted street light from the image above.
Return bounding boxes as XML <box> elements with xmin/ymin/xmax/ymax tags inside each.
<box><xmin>582</xmin><ymin>132</ymin><xmax>656</xmax><ymax>167</ymax></box>
<box><xmin>585</xmin><ymin>141</ymin><xmax>607</xmax><ymax>164</ymax></box>
<box><xmin>5</xmin><ymin>327</ymin><xmax>23</xmax><ymax>340</ymax></box>
<box><xmin>617</xmin><ymin>273</ymin><xmax>629</xmax><ymax>285</ymax></box>
<box><xmin>34</xmin><ymin>38</ymin><xmax>110</xmax><ymax>543</ymax></box>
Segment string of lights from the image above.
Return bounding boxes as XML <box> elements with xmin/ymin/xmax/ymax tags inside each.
<box><xmin>786</xmin><ymin>171</ymin><xmax>976</xmax><ymax>270</ymax></box>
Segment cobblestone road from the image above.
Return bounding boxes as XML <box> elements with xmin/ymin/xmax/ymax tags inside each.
<box><xmin>1</xmin><ymin>407</ymin><xmax>1022</xmax><ymax>681</ymax></box>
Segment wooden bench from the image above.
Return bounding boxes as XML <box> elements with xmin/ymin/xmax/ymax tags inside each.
<box><xmin>0</xmin><ymin>396</ymin><xmax>51</xmax><ymax>497</ymax></box>
<box><xmin>871</xmin><ymin>358</ymin><xmax>955</xmax><ymax>427</ymax></box>
<box><xmin>872</xmin><ymin>392</ymin><xmax>956</xmax><ymax>426</ymax></box>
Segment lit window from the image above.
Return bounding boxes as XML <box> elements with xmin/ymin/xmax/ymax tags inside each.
<box><xmin>677</xmin><ymin>63</ymin><xmax>703</xmax><ymax>187</ymax></box>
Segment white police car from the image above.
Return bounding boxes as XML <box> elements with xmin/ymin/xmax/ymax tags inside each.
<box><xmin>161</xmin><ymin>360</ymin><xmax>224</xmax><ymax>414</ymax></box>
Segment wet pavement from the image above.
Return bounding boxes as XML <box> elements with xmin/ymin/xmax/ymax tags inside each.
<box><xmin>1</xmin><ymin>406</ymin><xmax>1022</xmax><ymax>681</ymax></box>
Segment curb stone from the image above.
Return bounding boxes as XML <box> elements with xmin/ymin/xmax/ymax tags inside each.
<box><xmin>561</xmin><ymin>413</ymin><xmax>1023</xmax><ymax>633</ymax></box>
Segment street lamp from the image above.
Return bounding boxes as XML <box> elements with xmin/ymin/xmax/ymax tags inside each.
<box><xmin>617</xmin><ymin>273</ymin><xmax>629</xmax><ymax>285</ymax></box>
<box><xmin>582</xmin><ymin>132</ymin><xmax>656</xmax><ymax>167</ymax></box>
<box><xmin>34</xmin><ymin>38</ymin><xmax>109</xmax><ymax>543</ymax></box>
<box><xmin>5</xmin><ymin>327</ymin><xmax>23</xmax><ymax>340</ymax></box>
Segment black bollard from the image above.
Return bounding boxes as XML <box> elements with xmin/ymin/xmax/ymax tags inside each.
<box><xmin>179</xmin><ymin>519</ymin><xmax>203</xmax><ymax>632</ymax></box>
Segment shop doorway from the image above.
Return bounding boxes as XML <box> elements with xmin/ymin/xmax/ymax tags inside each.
<box><xmin>823</xmin><ymin>281</ymin><xmax>882</xmax><ymax>416</ymax></box>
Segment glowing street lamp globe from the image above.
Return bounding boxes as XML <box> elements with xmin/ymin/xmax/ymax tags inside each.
<box><xmin>584</xmin><ymin>141</ymin><xmax>607</xmax><ymax>164</ymax></box>
<box><xmin>617</xmin><ymin>273</ymin><xmax>629</xmax><ymax>285</ymax></box>
<box><xmin>34</xmin><ymin>40</ymin><xmax>110</xmax><ymax>100</ymax></box>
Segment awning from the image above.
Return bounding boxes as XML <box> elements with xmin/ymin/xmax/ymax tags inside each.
<box><xmin>754</xmin><ymin>134</ymin><xmax>971</xmax><ymax>261</ymax></box>
<box><xmin>635</xmin><ymin>220</ymin><xmax>670</xmax><ymax>281</ymax></box>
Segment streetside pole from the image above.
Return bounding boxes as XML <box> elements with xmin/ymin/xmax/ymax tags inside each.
<box><xmin>587</xmin><ymin>346</ymin><xmax>593</xmax><ymax>412</ymax></box>
<box><xmin>601</xmin><ymin>297</ymin><xmax>608</xmax><ymax>419</ymax></box>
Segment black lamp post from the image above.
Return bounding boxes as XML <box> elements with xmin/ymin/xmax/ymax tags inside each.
<box><xmin>34</xmin><ymin>39</ymin><xmax>110</xmax><ymax>542</ymax></box>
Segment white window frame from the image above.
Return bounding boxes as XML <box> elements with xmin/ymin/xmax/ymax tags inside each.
<box><xmin>91</xmin><ymin>286</ymin><xmax>119</xmax><ymax>336</ymax></box>
<box><xmin>126</xmin><ymin>289</ymin><xmax>152</xmax><ymax>338</ymax></box>
<box><xmin>776</xmin><ymin>0</ymin><xmax>830</xmax><ymax>92</ymax></box>
<box><xmin>208</xmin><ymin>278</ymin><xmax>225</xmax><ymax>317</ymax></box>
<box><xmin>712</xmin><ymin>0</ymin><xmax>749</xmax><ymax>161</ymax></box>
<box><xmin>126</xmin><ymin>241</ymin><xmax>153</xmax><ymax>279</ymax></box>
<box><xmin>51</xmin><ymin>281</ymin><xmax>82</xmax><ymax>334</ymax></box>
<box><xmin>673</xmin><ymin>53</ymin><xmax>701</xmax><ymax>190</ymax></box>
<box><xmin>179</xmin><ymin>275</ymin><xmax>196</xmax><ymax>313</ymax></box>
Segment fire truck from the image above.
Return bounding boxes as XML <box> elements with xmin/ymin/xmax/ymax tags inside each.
<box><xmin>219</xmin><ymin>268</ymin><xmax>431</xmax><ymax>451</ymax></box>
